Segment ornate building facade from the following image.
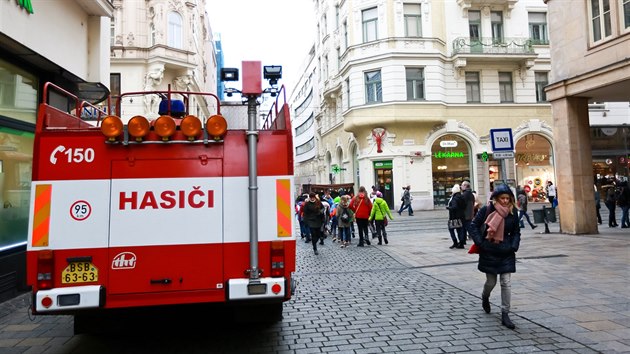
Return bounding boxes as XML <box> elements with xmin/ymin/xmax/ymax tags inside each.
<box><xmin>110</xmin><ymin>0</ymin><xmax>218</xmax><ymax>121</ymax></box>
<box><xmin>292</xmin><ymin>0</ymin><xmax>554</xmax><ymax>210</ymax></box>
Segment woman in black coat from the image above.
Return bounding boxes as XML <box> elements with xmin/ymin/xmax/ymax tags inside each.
<box><xmin>447</xmin><ymin>184</ymin><xmax>466</xmax><ymax>249</ymax></box>
<box><xmin>301</xmin><ymin>192</ymin><xmax>326</xmax><ymax>255</ymax></box>
<box><xmin>468</xmin><ymin>184</ymin><xmax>521</xmax><ymax>329</ymax></box>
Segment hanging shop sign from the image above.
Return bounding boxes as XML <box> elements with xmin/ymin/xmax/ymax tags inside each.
<box><xmin>439</xmin><ymin>140</ymin><xmax>458</xmax><ymax>148</ymax></box>
<box><xmin>373</xmin><ymin>160</ymin><xmax>393</xmax><ymax>169</ymax></box>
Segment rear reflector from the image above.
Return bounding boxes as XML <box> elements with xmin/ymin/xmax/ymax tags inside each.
<box><xmin>37</xmin><ymin>250</ymin><xmax>54</xmax><ymax>290</ymax></box>
<box><xmin>270</xmin><ymin>241</ymin><xmax>285</xmax><ymax>277</ymax></box>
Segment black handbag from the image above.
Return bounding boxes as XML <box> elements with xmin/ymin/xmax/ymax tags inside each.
<box><xmin>448</xmin><ymin>219</ymin><xmax>463</xmax><ymax>229</ymax></box>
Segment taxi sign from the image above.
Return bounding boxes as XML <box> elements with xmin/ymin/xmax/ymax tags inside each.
<box><xmin>490</xmin><ymin>128</ymin><xmax>514</xmax><ymax>152</ymax></box>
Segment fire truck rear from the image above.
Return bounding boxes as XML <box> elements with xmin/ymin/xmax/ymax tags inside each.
<box><xmin>26</xmin><ymin>62</ymin><xmax>295</xmax><ymax>333</ymax></box>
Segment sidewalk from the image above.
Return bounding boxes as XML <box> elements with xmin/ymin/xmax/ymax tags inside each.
<box><xmin>383</xmin><ymin>208</ymin><xmax>630</xmax><ymax>353</ymax></box>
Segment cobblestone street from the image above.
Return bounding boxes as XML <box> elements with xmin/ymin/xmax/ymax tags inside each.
<box><xmin>0</xmin><ymin>209</ymin><xmax>628</xmax><ymax>353</ymax></box>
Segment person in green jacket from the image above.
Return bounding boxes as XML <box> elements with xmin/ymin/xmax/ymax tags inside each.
<box><xmin>369</xmin><ymin>192</ymin><xmax>394</xmax><ymax>245</ymax></box>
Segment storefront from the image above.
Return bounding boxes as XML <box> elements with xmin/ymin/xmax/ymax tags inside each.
<box><xmin>0</xmin><ymin>0</ymin><xmax>113</xmax><ymax>301</ymax></box>
<box><xmin>592</xmin><ymin>126</ymin><xmax>630</xmax><ymax>186</ymax></box>
<box><xmin>515</xmin><ymin>133</ymin><xmax>555</xmax><ymax>202</ymax></box>
<box><xmin>373</xmin><ymin>160</ymin><xmax>394</xmax><ymax>208</ymax></box>
<box><xmin>431</xmin><ymin>134</ymin><xmax>472</xmax><ymax>206</ymax></box>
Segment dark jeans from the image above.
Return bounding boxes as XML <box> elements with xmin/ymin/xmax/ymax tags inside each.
<box><xmin>375</xmin><ymin>220</ymin><xmax>387</xmax><ymax>242</ymax></box>
<box><xmin>518</xmin><ymin>209</ymin><xmax>535</xmax><ymax>228</ymax></box>
<box><xmin>462</xmin><ymin>219</ymin><xmax>472</xmax><ymax>241</ymax></box>
<box><xmin>448</xmin><ymin>226</ymin><xmax>464</xmax><ymax>245</ymax></box>
<box><xmin>356</xmin><ymin>218</ymin><xmax>370</xmax><ymax>245</ymax></box>
<box><xmin>605</xmin><ymin>201</ymin><xmax>617</xmax><ymax>226</ymax></box>
<box><xmin>398</xmin><ymin>203</ymin><xmax>413</xmax><ymax>215</ymax></box>
<box><xmin>338</xmin><ymin>226</ymin><xmax>351</xmax><ymax>243</ymax></box>
<box><xmin>596</xmin><ymin>205</ymin><xmax>602</xmax><ymax>224</ymax></box>
<box><xmin>308</xmin><ymin>226</ymin><xmax>324</xmax><ymax>250</ymax></box>
<box><xmin>621</xmin><ymin>206</ymin><xmax>629</xmax><ymax>228</ymax></box>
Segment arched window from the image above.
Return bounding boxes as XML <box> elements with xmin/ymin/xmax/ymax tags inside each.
<box><xmin>168</xmin><ymin>12</ymin><xmax>183</xmax><ymax>49</ymax></box>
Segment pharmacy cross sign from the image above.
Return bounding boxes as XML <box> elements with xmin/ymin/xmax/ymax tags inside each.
<box><xmin>490</xmin><ymin>128</ymin><xmax>514</xmax><ymax>152</ymax></box>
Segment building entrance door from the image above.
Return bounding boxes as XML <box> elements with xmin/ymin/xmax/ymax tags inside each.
<box><xmin>373</xmin><ymin>161</ymin><xmax>394</xmax><ymax>209</ymax></box>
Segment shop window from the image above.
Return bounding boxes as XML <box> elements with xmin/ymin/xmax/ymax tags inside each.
<box><xmin>0</xmin><ymin>127</ymin><xmax>34</xmax><ymax>249</ymax></box>
<box><xmin>0</xmin><ymin>59</ymin><xmax>38</xmax><ymax>124</ymax></box>
<box><xmin>515</xmin><ymin>134</ymin><xmax>555</xmax><ymax>202</ymax></box>
<box><xmin>431</xmin><ymin>135</ymin><xmax>472</xmax><ymax>206</ymax></box>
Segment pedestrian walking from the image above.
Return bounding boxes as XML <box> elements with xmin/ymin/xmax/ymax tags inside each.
<box><xmin>546</xmin><ymin>181</ymin><xmax>557</xmax><ymax>208</ymax></box>
<box><xmin>301</xmin><ymin>192</ymin><xmax>326</xmax><ymax>255</ymax></box>
<box><xmin>603</xmin><ymin>181</ymin><xmax>618</xmax><ymax>227</ymax></box>
<box><xmin>446</xmin><ymin>184</ymin><xmax>466</xmax><ymax>249</ymax></box>
<box><xmin>517</xmin><ymin>189</ymin><xmax>537</xmax><ymax>230</ymax></box>
<box><xmin>336</xmin><ymin>195</ymin><xmax>355</xmax><ymax>248</ymax></box>
<box><xmin>397</xmin><ymin>185</ymin><xmax>414</xmax><ymax>216</ymax></box>
<box><xmin>461</xmin><ymin>181</ymin><xmax>476</xmax><ymax>242</ymax></box>
<box><xmin>468</xmin><ymin>184</ymin><xmax>521</xmax><ymax>329</ymax></box>
<box><xmin>369</xmin><ymin>192</ymin><xmax>394</xmax><ymax>245</ymax></box>
<box><xmin>595</xmin><ymin>185</ymin><xmax>602</xmax><ymax>225</ymax></box>
<box><xmin>618</xmin><ymin>181</ymin><xmax>630</xmax><ymax>228</ymax></box>
<box><xmin>350</xmin><ymin>186</ymin><xmax>373</xmax><ymax>247</ymax></box>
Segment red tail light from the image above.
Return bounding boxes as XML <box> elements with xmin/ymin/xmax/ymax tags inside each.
<box><xmin>270</xmin><ymin>241</ymin><xmax>285</xmax><ymax>277</ymax></box>
<box><xmin>37</xmin><ymin>250</ymin><xmax>54</xmax><ymax>290</ymax></box>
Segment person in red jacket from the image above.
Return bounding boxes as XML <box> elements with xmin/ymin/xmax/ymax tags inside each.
<box><xmin>350</xmin><ymin>186</ymin><xmax>373</xmax><ymax>247</ymax></box>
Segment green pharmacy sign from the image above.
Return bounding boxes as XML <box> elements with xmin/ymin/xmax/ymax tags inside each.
<box><xmin>433</xmin><ymin>151</ymin><xmax>465</xmax><ymax>159</ymax></box>
<box><xmin>17</xmin><ymin>0</ymin><xmax>34</xmax><ymax>14</ymax></box>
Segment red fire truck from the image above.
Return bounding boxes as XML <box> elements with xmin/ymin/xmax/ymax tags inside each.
<box><xmin>26</xmin><ymin>62</ymin><xmax>295</xmax><ymax>333</ymax></box>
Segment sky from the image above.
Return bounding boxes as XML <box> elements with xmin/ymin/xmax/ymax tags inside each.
<box><xmin>207</xmin><ymin>0</ymin><xmax>315</xmax><ymax>96</ymax></box>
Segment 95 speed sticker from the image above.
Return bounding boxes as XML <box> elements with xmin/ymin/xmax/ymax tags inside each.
<box><xmin>70</xmin><ymin>200</ymin><xmax>92</xmax><ymax>221</ymax></box>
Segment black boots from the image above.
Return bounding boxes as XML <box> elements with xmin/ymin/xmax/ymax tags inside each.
<box><xmin>502</xmin><ymin>311</ymin><xmax>515</xmax><ymax>329</ymax></box>
<box><xmin>449</xmin><ymin>243</ymin><xmax>458</xmax><ymax>249</ymax></box>
<box><xmin>482</xmin><ymin>296</ymin><xmax>491</xmax><ymax>313</ymax></box>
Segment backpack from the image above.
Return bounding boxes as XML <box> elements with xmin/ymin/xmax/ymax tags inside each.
<box><xmin>340</xmin><ymin>207</ymin><xmax>350</xmax><ymax>222</ymax></box>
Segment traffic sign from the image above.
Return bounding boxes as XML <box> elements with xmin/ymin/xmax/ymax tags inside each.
<box><xmin>490</xmin><ymin>128</ymin><xmax>514</xmax><ymax>151</ymax></box>
<box><xmin>493</xmin><ymin>151</ymin><xmax>514</xmax><ymax>159</ymax></box>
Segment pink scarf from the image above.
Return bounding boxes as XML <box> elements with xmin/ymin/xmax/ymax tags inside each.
<box><xmin>485</xmin><ymin>203</ymin><xmax>510</xmax><ymax>243</ymax></box>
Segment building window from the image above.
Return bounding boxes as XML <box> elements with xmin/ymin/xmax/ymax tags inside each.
<box><xmin>622</xmin><ymin>0</ymin><xmax>630</xmax><ymax>29</ymax></box>
<box><xmin>323</xmin><ymin>55</ymin><xmax>328</xmax><ymax>79</ymax></box>
<box><xmin>110</xmin><ymin>22</ymin><xmax>116</xmax><ymax>46</ymax></box>
<box><xmin>150</xmin><ymin>23</ymin><xmax>156</xmax><ymax>46</ymax></box>
<box><xmin>362</xmin><ymin>7</ymin><xmax>378</xmax><ymax>43</ymax></box>
<box><xmin>335</xmin><ymin>5</ymin><xmax>340</xmax><ymax>29</ymax></box>
<box><xmin>336</xmin><ymin>47</ymin><xmax>341</xmax><ymax>71</ymax></box>
<box><xmin>0</xmin><ymin>58</ymin><xmax>38</xmax><ymax>123</ymax></box>
<box><xmin>404</xmin><ymin>3</ymin><xmax>422</xmax><ymax>37</ymax></box>
<box><xmin>321</xmin><ymin>14</ymin><xmax>327</xmax><ymax>38</ymax></box>
<box><xmin>168</xmin><ymin>12</ymin><xmax>183</xmax><ymax>49</ymax></box>
<box><xmin>110</xmin><ymin>73</ymin><xmax>121</xmax><ymax>99</ymax></box>
<box><xmin>343</xmin><ymin>21</ymin><xmax>348</xmax><ymax>49</ymax></box>
<box><xmin>535</xmin><ymin>72</ymin><xmax>548</xmax><ymax>102</ymax></box>
<box><xmin>469</xmin><ymin>10</ymin><xmax>481</xmax><ymax>40</ymax></box>
<box><xmin>295</xmin><ymin>114</ymin><xmax>314</xmax><ymax>136</ymax></box>
<box><xmin>465</xmin><ymin>72</ymin><xmax>480</xmax><ymax>103</ymax></box>
<box><xmin>499</xmin><ymin>72</ymin><xmax>513</xmax><ymax>103</ymax></box>
<box><xmin>295</xmin><ymin>90</ymin><xmax>313</xmax><ymax>116</ymax></box>
<box><xmin>296</xmin><ymin>138</ymin><xmax>315</xmax><ymax>155</ymax></box>
<box><xmin>345</xmin><ymin>78</ymin><xmax>350</xmax><ymax>108</ymax></box>
<box><xmin>365</xmin><ymin>70</ymin><xmax>382</xmax><ymax>103</ymax></box>
<box><xmin>590</xmin><ymin>0</ymin><xmax>612</xmax><ymax>42</ymax></box>
<box><xmin>491</xmin><ymin>11</ymin><xmax>504</xmax><ymax>42</ymax></box>
<box><xmin>406</xmin><ymin>67</ymin><xmax>424</xmax><ymax>100</ymax></box>
<box><xmin>528</xmin><ymin>12</ymin><xmax>549</xmax><ymax>44</ymax></box>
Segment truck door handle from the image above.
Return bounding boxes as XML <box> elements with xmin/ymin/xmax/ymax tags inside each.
<box><xmin>150</xmin><ymin>278</ymin><xmax>172</xmax><ymax>285</ymax></box>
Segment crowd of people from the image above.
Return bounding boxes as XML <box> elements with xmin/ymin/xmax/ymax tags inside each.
<box><xmin>295</xmin><ymin>185</ymin><xmax>396</xmax><ymax>255</ymax></box>
<box><xmin>295</xmin><ymin>178</ymin><xmax>627</xmax><ymax>330</ymax></box>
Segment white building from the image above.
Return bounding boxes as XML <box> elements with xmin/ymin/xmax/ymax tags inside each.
<box><xmin>294</xmin><ymin>0</ymin><xmax>554</xmax><ymax>210</ymax></box>
<box><xmin>110</xmin><ymin>0</ymin><xmax>218</xmax><ymax>121</ymax></box>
